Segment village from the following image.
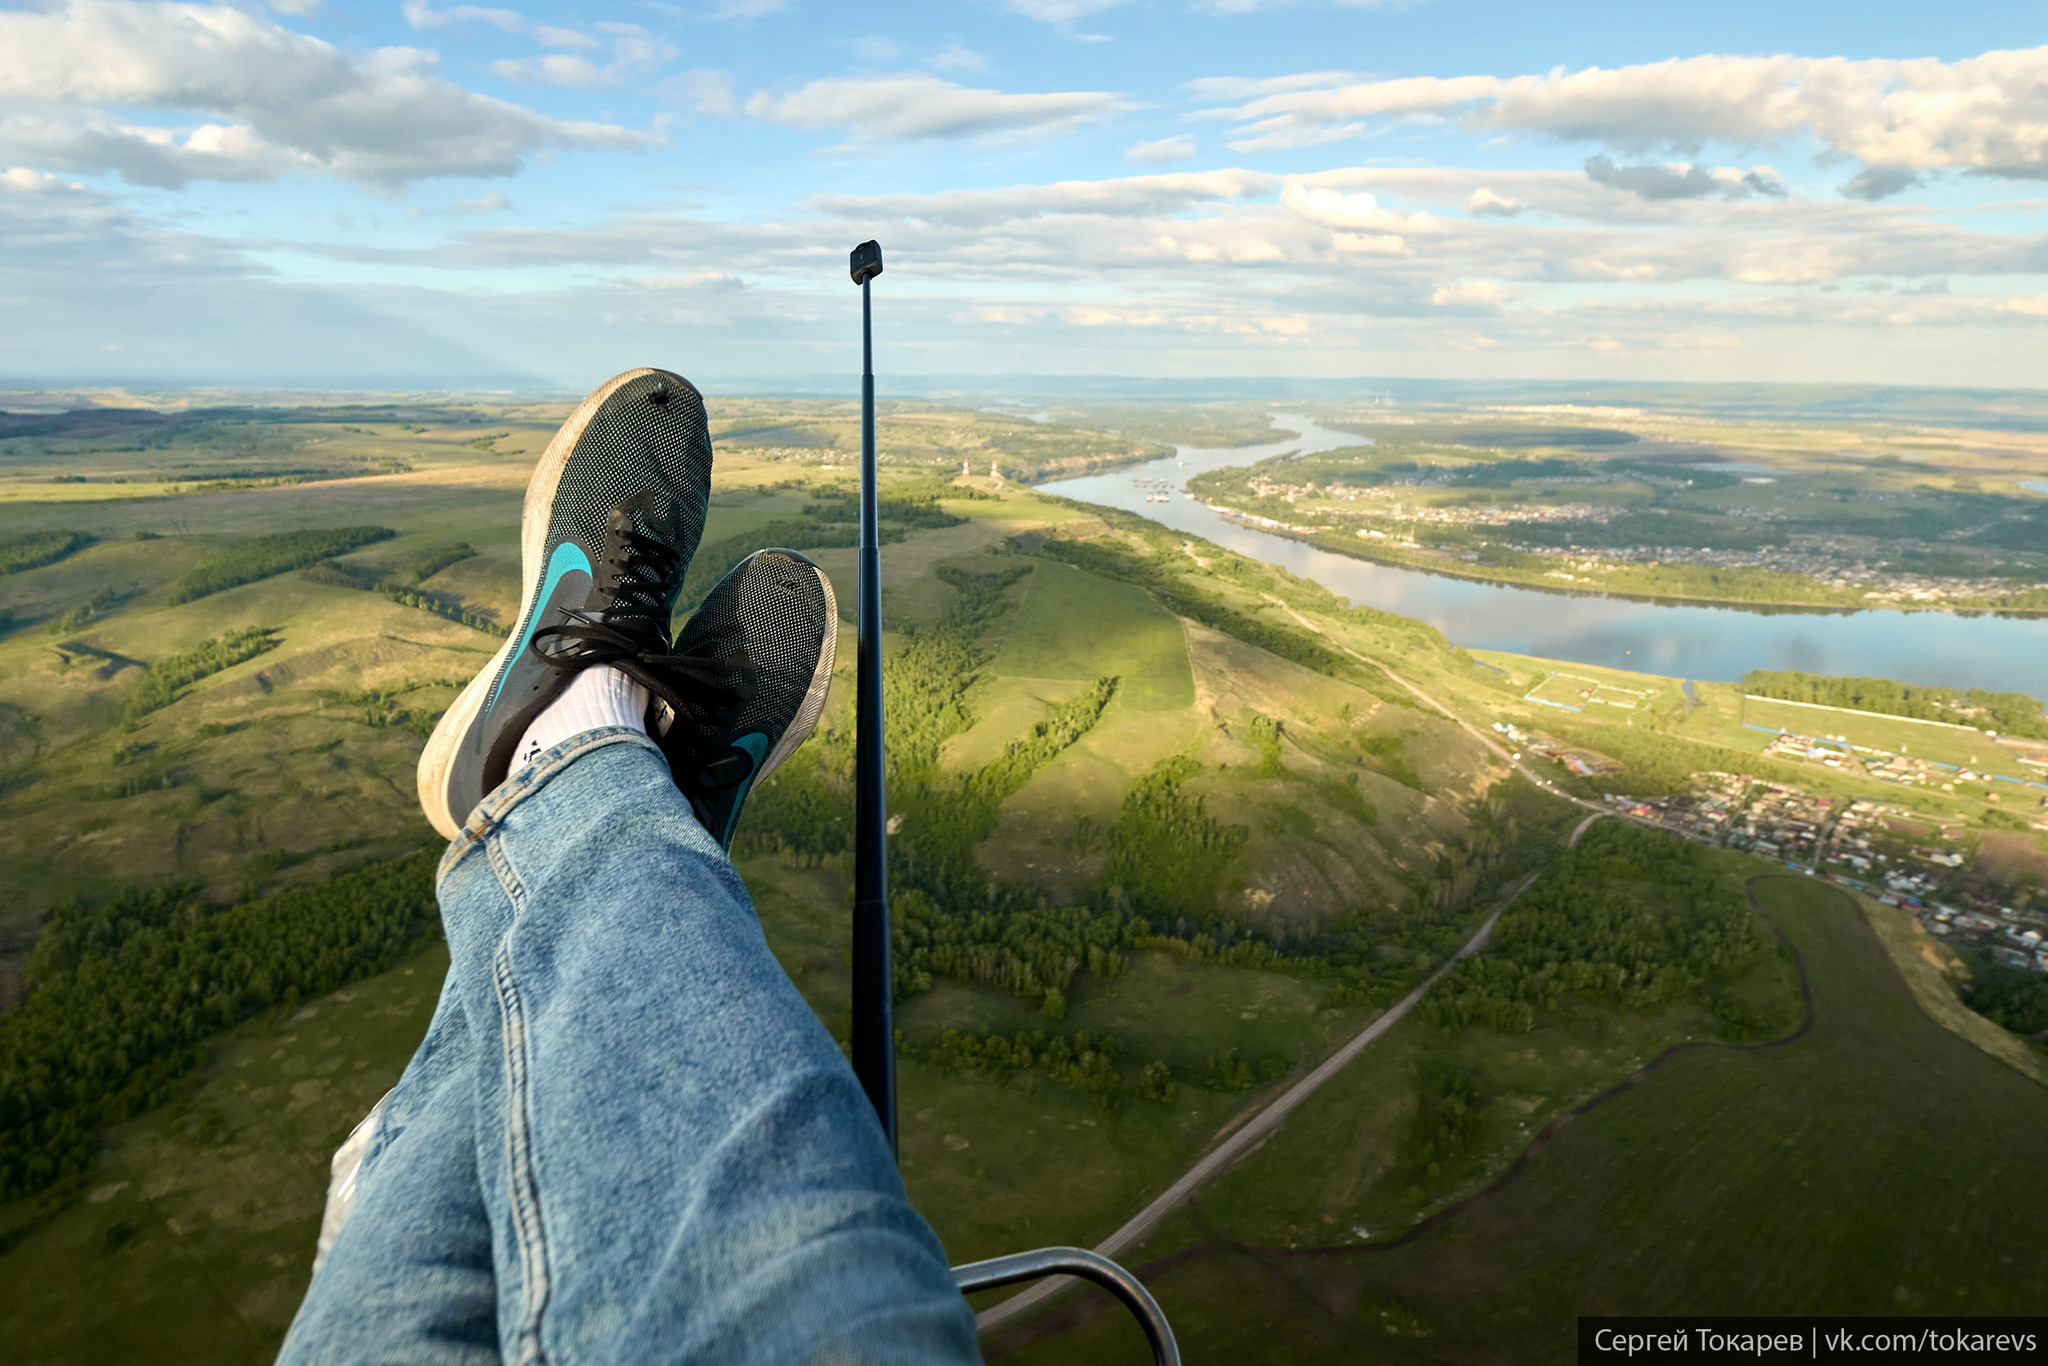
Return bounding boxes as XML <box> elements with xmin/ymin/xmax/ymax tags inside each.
<box><xmin>1490</xmin><ymin>723</ymin><xmax>2048</xmax><ymax>974</ymax></box>
<box><xmin>1205</xmin><ymin>474</ymin><xmax>2046</xmax><ymax>605</ymax></box>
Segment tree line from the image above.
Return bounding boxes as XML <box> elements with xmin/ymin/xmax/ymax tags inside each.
<box><xmin>1743</xmin><ymin>670</ymin><xmax>2047</xmax><ymax>739</ymax></box>
<box><xmin>301</xmin><ymin>561</ymin><xmax>508</xmax><ymax>636</ymax></box>
<box><xmin>0</xmin><ymin>850</ymin><xmax>441</xmax><ymax>1200</ymax></box>
<box><xmin>1</xmin><ymin>530</ymin><xmax>90</xmax><ymax>575</ymax></box>
<box><xmin>1962</xmin><ymin>961</ymin><xmax>2048</xmax><ymax>1041</ymax></box>
<box><xmin>168</xmin><ymin>527</ymin><xmax>394</xmax><ymax>603</ymax></box>
<box><xmin>122</xmin><ymin>627</ymin><xmax>278</xmax><ymax>723</ymax></box>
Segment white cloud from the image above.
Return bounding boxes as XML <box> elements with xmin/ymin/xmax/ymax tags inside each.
<box><xmin>810</xmin><ymin>170</ymin><xmax>1274</xmax><ymax>228</ymax></box>
<box><xmin>265</xmin><ymin>0</ymin><xmax>321</xmax><ymax>15</ymax></box>
<box><xmin>1</xmin><ymin>166</ymin><xmax>76</xmax><ymax>192</ymax></box>
<box><xmin>1186</xmin><ymin>71</ymin><xmax>1357</xmax><ymax>102</ymax></box>
<box><xmin>0</xmin><ymin>0</ymin><xmax>654</xmax><ymax>189</ymax></box>
<box><xmin>1431</xmin><ymin>279</ymin><xmax>1510</xmax><ymax>308</ymax></box>
<box><xmin>451</xmin><ymin>191</ymin><xmax>510</xmax><ymax>213</ymax></box>
<box><xmin>1281</xmin><ymin>179</ymin><xmax>1440</xmax><ymax>234</ymax></box>
<box><xmin>1196</xmin><ymin>0</ymin><xmax>1400</xmax><ymax>12</ymax></box>
<box><xmin>1203</xmin><ymin>47</ymin><xmax>2048</xmax><ymax>191</ymax></box>
<box><xmin>931</xmin><ymin>46</ymin><xmax>988</xmax><ymax>72</ymax></box>
<box><xmin>851</xmin><ymin>37</ymin><xmax>901</xmax><ymax>63</ymax></box>
<box><xmin>707</xmin><ymin>0</ymin><xmax>784</xmax><ymax>17</ymax></box>
<box><xmin>401</xmin><ymin>0</ymin><xmax>598</xmax><ymax>46</ymax></box>
<box><xmin>1467</xmin><ymin>187</ymin><xmax>1522</xmax><ymax>217</ymax></box>
<box><xmin>746</xmin><ymin>74</ymin><xmax>1128</xmax><ymax>143</ymax></box>
<box><xmin>494</xmin><ymin>21</ymin><xmax>672</xmax><ymax>87</ymax></box>
<box><xmin>1126</xmin><ymin>135</ymin><xmax>1196</xmax><ymax>164</ymax></box>
<box><xmin>667</xmin><ymin>68</ymin><xmax>738</xmax><ymax>117</ymax></box>
<box><xmin>1005</xmin><ymin>0</ymin><xmax>1124</xmax><ymax>22</ymax></box>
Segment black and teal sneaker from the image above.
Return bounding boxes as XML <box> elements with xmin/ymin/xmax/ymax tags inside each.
<box><xmin>653</xmin><ymin>549</ymin><xmax>838</xmax><ymax>850</ymax></box>
<box><xmin>417</xmin><ymin>368</ymin><xmax>716</xmax><ymax>840</ymax></box>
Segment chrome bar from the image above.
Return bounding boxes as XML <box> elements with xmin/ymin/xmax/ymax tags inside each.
<box><xmin>952</xmin><ymin>1247</ymin><xmax>1179</xmax><ymax>1366</ymax></box>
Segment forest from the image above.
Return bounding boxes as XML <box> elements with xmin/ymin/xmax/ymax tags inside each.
<box><xmin>0</xmin><ymin>851</ymin><xmax>441</xmax><ymax>1201</ymax></box>
<box><xmin>1425</xmin><ymin>822</ymin><xmax>1769</xmax><ymax>1037</ymax></box>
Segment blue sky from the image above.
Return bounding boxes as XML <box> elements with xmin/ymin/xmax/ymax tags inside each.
<box><xmin>1</xmin><ymin>0</ymin><xmax>2045</xmax><ymax>389</ymax></box>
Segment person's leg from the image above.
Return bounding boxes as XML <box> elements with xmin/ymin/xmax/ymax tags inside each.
<box><xmin>280</xmin><ymin>979</ymin><xmax>501</xmax><ymax>1365</ymax></box>
<box><xmin>433</xmin><ymin>725</ymin><xmax>977</xmax><ymax>1365</ymax></box>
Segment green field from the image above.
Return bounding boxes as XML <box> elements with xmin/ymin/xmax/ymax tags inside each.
<box><xmin>1525</xmin><ymin>671</ymin><xmax>1656</xmax><ymax>713</ymax></box>
<box><xmin>993</xmin><ymin>561</ymin><xmax>1194</xmax><ymax>713</ymax></box>
<box><xmin>994</xmin><ymin>876</ymin><xmax>2048</xmax><ymax>1363</ymax></box>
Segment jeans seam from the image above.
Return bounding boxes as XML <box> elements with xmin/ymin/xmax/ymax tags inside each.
<box><xmin>437</xmin><ymin>728</ymin><xmax>663</xmax><ymax>892</ymax></box>
<box><xmin>493</xmin><ymin>928</ymin><xmax>553</xmax><ymax>1366</ymax></box>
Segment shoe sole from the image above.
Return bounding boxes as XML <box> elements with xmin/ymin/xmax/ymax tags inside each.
<box><xmin>416</xmin><ymin>367</ymin><xmax>674</xmax><ymax>840</ymax></box>
<box><xmin>751</xmin><ymin>548</ymin><xmax>839</xmax><ymax>786</ymax></box>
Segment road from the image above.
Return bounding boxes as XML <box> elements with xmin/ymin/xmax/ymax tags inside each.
<box><xmin>974</xmin><ymin>808</ymin><xmax>1606</xmax><ymax>1333</ymax></box>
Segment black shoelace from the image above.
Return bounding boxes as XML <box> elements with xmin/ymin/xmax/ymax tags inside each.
<box><xmin>530</xmin><ymin>526</ymin><xmax>754</xmax><ymax>731</ymax></box>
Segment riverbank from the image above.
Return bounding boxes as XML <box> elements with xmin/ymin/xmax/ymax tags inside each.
<box><xmin>1036</xmin><ymin>415</ymin><xmax>2048</xmax><ymax>694</ymax></box>
<box><xmin>1220</xmin><ymin>515</ymin><xmax>2048</xmax><ymax>618</ymax></box>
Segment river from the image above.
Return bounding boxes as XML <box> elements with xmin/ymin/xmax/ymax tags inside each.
<box><xmin>1037</xmin><ymin>415</ymin><xmax>2048</xmax><ymax>694</ymax></box>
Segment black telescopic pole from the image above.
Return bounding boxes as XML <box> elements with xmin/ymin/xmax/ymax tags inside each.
<box><xmin>848</xmin><ymin>239</ymin><xmax>894</xmax><ymax>1155</ymax></box>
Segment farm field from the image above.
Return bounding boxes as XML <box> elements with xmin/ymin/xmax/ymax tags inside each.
<box><xmin>995</xmin><ymin>875</ymin><xmax>2048</xmax><ymax>1364</ymax></box>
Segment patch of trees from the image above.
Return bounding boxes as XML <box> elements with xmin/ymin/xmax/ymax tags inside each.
<box><xmin>1425</xmin><ymin>821</ymin><xmax>1764</xmax><ymax>1034</ymax></box>
<box><xmin>1095</xmin><ymin>755</ymin><xmax>1247</xmax><ymax>922</ymax></box>
<box><xmin>1405</xmin><ymin>1066</ymin><xmax>1485</xmax><ymax>1193</ymax></box>
<box><xmin>910</xmin><ymin>1027</ymin><xmax>1141</xmax><ymax>1108</ymax></box>
<box><xmin>1743</xmin><ymin>670</ymin><xmax>2047</xmax><ymax>739</ymax></box>
<box><xmin>167</xmin><ymin>527</ymin><xmax>394</xmax><ymax>603</ymax></box>
<box><xmin>411</xmin><ymin>543</ymin><xmax>476</xmax><ymax>582</ymax></box>
<box><xmin>0</xmin><ymin>851</ymin><xmax>441</xmax><ymax>1200</ymax></box>
<box><xmin>1197</xmin><ymin>1049</ymin><xmax>1287</xmax><ymax>1091</ymax></box>
<box><xmin>123</xmin><ymin>627</ymin><xmax>278</xmax><ymax>722</ymax></box>
<box><xmin>55</xmin><ymin>586</ymin><xmax>123</xmax><ymax>632</ymax></box>
<box><xmin>743</xmin><ymin>563</ymin><xmax>1137</xmax><ymax>1012</ymax></box>
<box><xmin>1962</xmin><ymin>961</ymin><xmax>2048</xmax><ymax>1040</ymax></box>
<box><xmin>1044</xmin><ymin>536</ymin><xmax>1358</xmax><ymax>682</ymax></box>
<box><xmin>0</xmin><ymin>530</ymin><xmax>91</xmax><ymax>575</ymax></box>
<box><xmin>301</xmin><ymin>562</ymin><xmax>507</xmax><ymax>636</ymax></box>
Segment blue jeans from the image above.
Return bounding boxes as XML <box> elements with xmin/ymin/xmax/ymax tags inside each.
<box><xmin>280</xmin><ymin>729</ymin><xmax>980</xmax><ymax>1365</ymax></box>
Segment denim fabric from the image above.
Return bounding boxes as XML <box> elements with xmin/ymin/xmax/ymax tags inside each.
<box><xmin>280</xmin><ymin>729</ymin><xmax>980</xmax><ymax>1366</ymax></box>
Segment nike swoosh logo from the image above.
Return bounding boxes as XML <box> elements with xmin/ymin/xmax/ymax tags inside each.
<box><xmin>487</xmin><ymin>540</ymin><xmax>593</xmax><ymax>714</ymax></box>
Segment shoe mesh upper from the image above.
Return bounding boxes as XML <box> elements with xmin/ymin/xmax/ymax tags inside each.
<box><xmin>546</xmin><ymin>373</ymin><xmax>712</xmax><ymax>589</ymax></box>
<box><xmin>670</xmin><ymin>549</ymin><xmax>834</xmax><ymax>762</ymax></box>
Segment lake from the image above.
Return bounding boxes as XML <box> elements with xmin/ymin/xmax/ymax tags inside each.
<box><xmin>1038</xmin><ymin>415</ymin><xmax>2048</xmax><ymax>694</ymax></box>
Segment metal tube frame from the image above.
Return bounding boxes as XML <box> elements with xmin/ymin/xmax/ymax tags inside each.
<box><xmin>953</xmin><ymin>1248</ymin><xmax>1181</xmax><ymax>1366</ymax></box>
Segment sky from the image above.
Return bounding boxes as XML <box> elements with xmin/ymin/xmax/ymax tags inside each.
<box><xmin>1</xmin><ymin>0</ymin><xmax>2046</xmax><ymax>391</ymax></box>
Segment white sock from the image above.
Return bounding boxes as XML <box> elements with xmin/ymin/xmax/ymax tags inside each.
<box><xmin>513</xmin><ymin>665</ymin><xmax>647</xmax><ymax>770</ymax></box>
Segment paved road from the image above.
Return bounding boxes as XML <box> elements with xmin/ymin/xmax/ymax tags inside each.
<box><xmin>974</xmin><ymin>809</ymin><xmax>1605</xmax><ymax>1333</ymax></box>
